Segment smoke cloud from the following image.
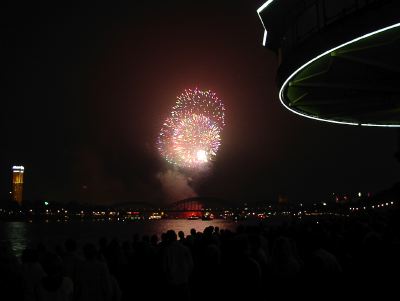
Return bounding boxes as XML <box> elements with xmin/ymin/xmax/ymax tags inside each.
<box><xmin>157</xmin><ymin>169</ymin><xmax>197</xmax><ymax>203</ymax></box>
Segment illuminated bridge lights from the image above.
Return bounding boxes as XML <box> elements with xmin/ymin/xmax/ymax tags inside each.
<box><xmin>350</xmin><ymin>201</ymin><xmax>396</xmax><ymax>212</ymax></box>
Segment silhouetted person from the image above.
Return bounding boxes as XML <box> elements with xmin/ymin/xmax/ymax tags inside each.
<box><xmin>162</xmin><ymin>230</ymin><xmax>193</xmax><ymax>300</ymax></box>
<box><xmin>21</xmin><ymin>248</ymin><xmax>46</xmax><ymax>301</ymax></box>
<box><xmin>62</xmin><ymin>239</ymin><xmax>82</xmax><ymax>288</ymax></box>
<box><xmin>35</xmin><ymin>252</ymin><xmax>73</xmax><ymax>301</ymax></box>
<box><xmin>0</xmin><ymin>243</ymin><xmax>23</xmax><ymax>301</ymax></box>
<box><xmin>150</xmin><ymin>234</ymin><xmax>159</xmax><ymax>247</ymax></box>
<box><xmin>268</xmin><ymin>236</ymin><xmax>301</xmax><ymax>293</ymax></box>
<box><xmin>222</xmin><ymin>234</ymin><xmax>261</xmax><ymax>300</ymax></box>
<box><xmin>178</xmin><ymin>231</ymin><xmax>185</xmax><ymax>243</ymax></box>
<box><xmin>75</xmin><ymin>243</ymin><xmax>112</xmax><ymax>301</ymax></box>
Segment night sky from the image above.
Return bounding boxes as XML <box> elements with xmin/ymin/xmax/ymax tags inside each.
<box><xmin>2</xmin><ymin>0</ymin><xmax>399</xmax><ymax>205</ymax></box>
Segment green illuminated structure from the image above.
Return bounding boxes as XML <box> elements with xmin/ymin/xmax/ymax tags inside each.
<box><xmin>258</xmin><ymin>0</ymin><xmax>400</xmax><ymax>127</ymax></box>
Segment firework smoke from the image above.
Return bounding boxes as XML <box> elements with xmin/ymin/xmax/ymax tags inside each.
<box><xmin>157</xmin><ymin>88</ymin><xmax>225</xmax><ymax>202</ymax></box>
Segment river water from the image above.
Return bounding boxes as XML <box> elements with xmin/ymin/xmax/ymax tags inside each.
<box><xmin>0</xmin><ymin>219</ymin><xmax>250</xmax><ymax>258</ymax></box>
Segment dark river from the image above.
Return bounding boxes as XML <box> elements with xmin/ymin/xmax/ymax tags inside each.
<box><xmin>0</xmin><ymin>219</ymin><xmax>250</xmax><ymax>258</ymax></box>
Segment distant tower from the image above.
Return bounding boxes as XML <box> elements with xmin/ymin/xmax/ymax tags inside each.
<box><xmin>12</xmin><ymin>166</ymin><xmax>24</xmax><ymax>205</ymax></box>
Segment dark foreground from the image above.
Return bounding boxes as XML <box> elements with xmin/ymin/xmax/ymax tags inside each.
<box><xmin>1</xmin><ymin>211</ymin><xmax>399</xmax><ymax>300</ymax></box>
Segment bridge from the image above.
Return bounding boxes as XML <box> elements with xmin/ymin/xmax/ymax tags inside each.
<box><xmin>168</xmin><ymin>197</ymin><xmax>232</xmax><ymax>211</ymax></box>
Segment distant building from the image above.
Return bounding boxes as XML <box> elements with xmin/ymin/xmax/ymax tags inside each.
<box><xmin>12</xmin><ymin>166</ymin><xmax>24</xmax><ymax>205</ymax></box>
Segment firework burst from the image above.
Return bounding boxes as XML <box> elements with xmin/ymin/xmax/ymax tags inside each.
<box><xmin>158</xmin><ymin>88</ymin><xmax>225</xmax><ymax>169</ymax></box>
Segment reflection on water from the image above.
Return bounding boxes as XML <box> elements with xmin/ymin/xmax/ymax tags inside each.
<box><xmin>0</xmin><ymin>219</ymin><xmax>246</xmax><ymax>258</ymax></box>
<box><xmin>1</xmin><ymin>222</ymin><xmax>29</xmax><ymax>258</ymax></box>
<box><xmin>137</xmin><ymin>219</ymin><xmax>241</xmax><ymax>236</ymax></box>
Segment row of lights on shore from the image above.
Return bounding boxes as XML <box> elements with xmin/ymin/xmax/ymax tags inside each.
<box><xmin>350</xmin><ymin>201</ymin><xmax>395</xmax><ymax>211</ymax></box>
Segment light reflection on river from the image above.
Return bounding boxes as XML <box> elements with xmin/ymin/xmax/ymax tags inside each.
<box><xmin>1</xmin><ymin>222</ymin><xmax>29</xmax><ymax>258</ymax></box>
<box><xmin>0</xmin><ymin>219</ymin><xmax>249</xmax><ymax>258</ymax></box>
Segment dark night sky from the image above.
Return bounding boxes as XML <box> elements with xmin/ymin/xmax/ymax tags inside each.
<box><xmin>2</xmin><ymin>0</ymin><xmax>399</xmax><ymax>205</ymax></box>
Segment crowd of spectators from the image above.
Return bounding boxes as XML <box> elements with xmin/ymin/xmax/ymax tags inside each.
<box><xmin>1</xmin><ymin>211</ymin><xmax>399</xmax><ymax>300</ymax></box>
